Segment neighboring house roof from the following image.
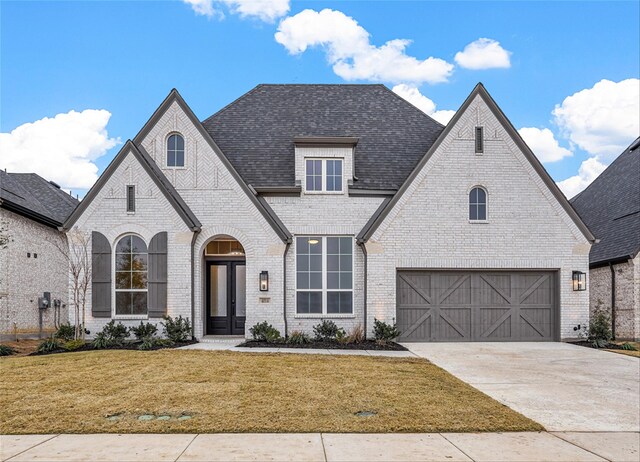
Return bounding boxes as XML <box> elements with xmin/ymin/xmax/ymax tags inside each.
<box><xmin>63</xmin><ymin>140</ymin><xmax>202</xmax><ymax>232</ymax></box>
<box><xmin>201</xmin><ymin>84</ymin><xmax>445</xmax><ymax>191</ymax></box>
<box><xmin>571</xmin><ymin>137</ymin><xmax>640</xmax><ymax>267</ymax></box>
<box><xmin>0</xmin><ymin>170</ymin><xmax>78</xmax><ymax>228</ymax></box>
<box><xmin>357</xmin><ymin>83</ymin><xmax>596</xmax><ymax>244</ymax></box>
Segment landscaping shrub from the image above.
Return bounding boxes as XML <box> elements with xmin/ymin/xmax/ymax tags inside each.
<box><xmin>335</xmin><ymin>329</ymin><xmax>349</xmax><ymax>344</ymax></box>
<box><xmin>373</xmin><ymin>318</ymin><xmax>401</xmax><ymax>344</ymax></box>
<box><xmin>36</xmin><ymin>338</ymin><xmax>62</xmax><ymax>353</ymax></box>
<box><xmin>347</xmin><ymin>324</ymin><xmax>365</xmax><ymax>344</ymax></box>
<box><xmin>92</xmin><ymin>332</ymin><xmax>111</xmax><ymax>349</ymax></box>
<box><xmin>250</xmin><ymin>321</ymin><xmax>281</xmax><ymax>342</ymax></box>
<box><xmin>54</xmin><ymin>323</ymin><xmax>75</xmax><ymax>341</ymax></box>
<box><xmin>588</xmin><ymin>310</ymin><xmax>612</xmax><ymax>348</ymax></box>
<box><xmin>129</xmin><ymin>321</ymin><xmax>158</xmax><ymax>340</ymax></box>
<box><xmin>620</xmin><ymin>342</ymin><xmax>638</xmax><ymax>351</ymax></box>
<box><xmin>101</xmin><ymin>320</ymin><xmax>130</xmax><ymax>345</ymax></box>
<box><xmin>161</xmin><ymin>315</ymin><xmax>192</xmax><ymax>342</ymax></box>
<box><xmin>313</xmin><ymin>320</ymin><xmax>344</xmax><ymax>341</ymax></box>
<box><xmin>63</xmin><ymin>339</ymin><xmax>85</xmax><ymax>351</ymax></box>
<box><xmin>0</xmin><ymin>344</ymin><xmax>16</xmax><ymax>356</ymax></box>
<box><xmin>286</xmin><ymin>330</ymin><xmax>310</xmax><ymax>345</ymax></box>
<box><xmin>139</xmin><ymin>336</ymin><xmax>174</xmax><ymax>351</ymax></box>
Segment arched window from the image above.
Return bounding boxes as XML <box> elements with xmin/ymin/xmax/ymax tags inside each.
<box><xmin>167</xmin><ymin>133</ymin><xmax>185</xmax><ymax>167</ymax></box>
<box><xmin>469</xmin><ymin>187</ymin><xmax>487</xmax><ymax>221</ymax></box>
<box><xmin>115</xmin><ymin>235</ymin><xmax>148</xmax><ymax>315</ymax></box>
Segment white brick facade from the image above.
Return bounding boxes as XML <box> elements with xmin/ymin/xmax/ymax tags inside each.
<box><xmin>69</xmin><ymin>88</ymin><xmax>593</xmax><ymax>341</ymax></box>
<box><xmin>0</xmin><ymin>209</ymin><xmax>70</xmax><ymax>336</ymax></box>
<box><xmin>366</xmin><ymin>95</ymin><xmax>591</xmax><ymax>340</ymax></box>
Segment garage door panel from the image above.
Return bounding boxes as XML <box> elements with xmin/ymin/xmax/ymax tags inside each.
<box><xmin>397</xmin><ymin>270</ymin><xmax>557</xmax><ymax>342</ymax></box>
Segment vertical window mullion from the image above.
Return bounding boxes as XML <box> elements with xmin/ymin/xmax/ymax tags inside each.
<box><xmin>322</xmin><ymin>237</ymin><xmax>327</xmax><ymax>314</ymax></box>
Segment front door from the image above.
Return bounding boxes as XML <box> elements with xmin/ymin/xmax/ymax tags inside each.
<box><xmin>206</xmin><ymin>261</ymin><xmax>246</xmax><ymax>335</ymax></box>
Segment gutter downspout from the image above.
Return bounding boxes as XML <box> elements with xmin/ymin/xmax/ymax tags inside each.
<box><xmin>190</xmin><ymin>228</ymin><xmax>201</xmax><ymax>340</ymax></box>
<box><xmin>609</xmin><ymin>262</ymin><xmax>616</xmax><ymax>339</ymax></box>
<box><xmin>357</xmin><ymin>240</ymin><xmax>368</xmax><ymax>339</ymax></box>
<box><xmin>283</xmin><ymin>242</ymin><xmax>291</xmax><ymax>337</ymax></box>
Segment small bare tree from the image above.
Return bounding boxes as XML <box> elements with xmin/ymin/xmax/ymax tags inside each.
<box><xmin>51</xmin><ymin>228</ymin><xmax>91</xmax><ymax>340</ymax></box>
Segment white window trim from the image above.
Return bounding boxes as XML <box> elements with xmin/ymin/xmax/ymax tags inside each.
<box><xmin>294</xmin><ymin>236</ymin><xmax>354</xmax><ymax>316</ymax></box>
<box><xmin>304</xmin><ymin>158</ymin><xmax>344</xmax><ymax>194</ymax></box>
<box><xmin>112</xmin><ymin>233</ymin><xmax>149</xmax><ymax>320</ymax></box>
<box><xmin>166</xmin><ymin>132</ymin><xmax>187</xmax><ymax>169</ymax></box>
<box><xmin>468</xmin><ymin>185</ymin><xmax>489</xmax><ymax>223</ymax></box>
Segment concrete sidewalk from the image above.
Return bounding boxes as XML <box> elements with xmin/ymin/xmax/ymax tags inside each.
<box><xmin>2</xmin><ymin>432</ymin><xmax>638</xmax><ymax>461</ymax></box>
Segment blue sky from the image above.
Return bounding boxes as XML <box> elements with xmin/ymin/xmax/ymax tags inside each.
<box><xmin>1</xmin><ymin>1</ymin><xmax>638</xmax><ymax>198</ymax></box>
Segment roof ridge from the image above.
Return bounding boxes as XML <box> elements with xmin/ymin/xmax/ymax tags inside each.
<box><xmin>202</xmin><ymin>84</ymin><xmax>265</xmax><ymax>124</ymax></box>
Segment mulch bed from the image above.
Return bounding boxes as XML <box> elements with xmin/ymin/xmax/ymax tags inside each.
<box><xmin>238</xmin><ymin>339</ymin><xmax>407</xmax><ymax>351</ymax></box>
<box><xmin>569</xmin><ymin>340</ymin><xmax>627</xmax><ymax>350</ymax></box>
<box><xmin>29</xmin><ymin>339</ymin><xmax>198</xmax><ymax>356</ymax></box>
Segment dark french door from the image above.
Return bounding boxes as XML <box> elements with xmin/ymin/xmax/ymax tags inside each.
<box><xmin>206</xmin><ymin>261</ymin><xmax>246</xmax><ymax>335</ymax></box>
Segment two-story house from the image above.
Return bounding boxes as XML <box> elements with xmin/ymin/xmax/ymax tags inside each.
<box><xmin>63</xmin><ymin>83</ymin><xmax>595</xmax><ymax>342</ymax></box>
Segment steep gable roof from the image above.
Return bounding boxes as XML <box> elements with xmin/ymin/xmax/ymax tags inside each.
<box><xmin>571</xmin><ymin>137</ymin><xmax>640</xmax><ymax>266</ymax></box>
<box><xmin>133</xmin><ymin>89</ymin><xmax>291</xmax><ymax>243</ymax></box>
<box><xmin>201</xmin><ymin>84</ymin><xmax>445</xmax><ymax>191</ymax></box>
<box><xmin>1</xmin><ymin>171</ymin><xmax>78</xmax><ymax>227</ymax></box>
<box><xmin>63</xmin><ymin>140</ymin><xmax>201</xmax><ymax>231</ymax></box>
<box><xmin>358</xmin><ymin>83</ymin><xmax>595</xmax><ymax>243</ymax></box>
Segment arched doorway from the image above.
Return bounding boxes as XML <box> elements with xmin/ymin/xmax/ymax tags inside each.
<box><xmin>204</xmin><ymin>237</ymin><xmax>246</xmax><ymax>335</ymax></box>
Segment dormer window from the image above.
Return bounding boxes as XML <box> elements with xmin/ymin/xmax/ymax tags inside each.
<box><xmin>167</xmin><ymin>133</ymin><xmax>185</xmax><ymax>167</ymax></box>
<box><xmin>305</xmin><ymin>158</ymin><xmax>343</xmax><ymax>193</ymax></box>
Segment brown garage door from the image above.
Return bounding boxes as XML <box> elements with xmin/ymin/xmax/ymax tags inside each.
<box><xmin>396</xmin><ymin>270</ymin><xmax>558</xmax><ymax>342</ymax></box>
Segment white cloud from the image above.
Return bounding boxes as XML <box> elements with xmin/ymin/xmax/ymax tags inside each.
<box><xmin>0</xmin><ymin>110</ymin><xmax>119</xmax><ymax>190</ymax></box>
<box><xmin>518</xmin><ymin>127</ymin><xmax>573</xmax><ymax>163</ymax></box>
<box><xmin>454</xmin><ymin>38</ymin><xmax>512</xmax><ymax>70</ymax></box>
<box><xmin>392</xmin><ymin>84</ymin><xmax>455</xmax><ymax>125</ymax></box>
<box><xmin>183</xmin><ymin>0</ymin><xmax>289</xmax><ymax>22</ymax></box>
<box><xmin>553</xmin><ymin>78</ymin><xmax>640</xmax><ymax>159</ymax></box>
<box><xmin>557</xmin><ymin>156</ymin><xmax>608</xmax><ymax>199</ymax></box>
<box><xmin>275</xmin><ymin>9</ymin><xmax>454</xmax><ymax>84</ymax></box>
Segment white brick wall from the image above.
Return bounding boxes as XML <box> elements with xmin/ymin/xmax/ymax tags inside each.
<box><xmin>71</xmin><ymin>150</ymin><xmax>193</xmax><ymax>335</ymax></box>
<box><xmin>367</xmin><ymin>94</ymin><xmax>591</xmax><ymax>340</ymax></box>
<box><xmin>265</xmin><ymin>194</ymin><xmax>384</xmax><ymax>335</ymax></box>
<box><xmin>139</xmin><ymin>101</ymin><xmax>286</xmax><ymax>339</ymax></box>
<box><xmin>0</xmin><ymin>209</ymin><xmax>70</xmax><ymax>335</ymax></box>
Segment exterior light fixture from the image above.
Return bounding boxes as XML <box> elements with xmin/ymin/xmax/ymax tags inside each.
<box><xmin>260</xmin><ymin>271</ymin><xmax>269</xmax><ymax>292</ymax></box>
<box><xmin>308</xmin><ymin>238</ymin><xmax>319</xmax><ymax>245</ymax></box>
<box><xmin>572</xmin><ymin>271</ymin><xmax>586</xmax><ymax>291</ymax></box>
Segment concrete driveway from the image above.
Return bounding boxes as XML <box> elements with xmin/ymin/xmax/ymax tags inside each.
<box><xmin>404</xmin><ymin>342</ymin><xmax>640</xmax><ymax>432</ymax></box>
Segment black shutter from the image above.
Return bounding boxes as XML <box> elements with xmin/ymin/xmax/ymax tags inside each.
<box><xmin>148</xmin><ymin>232</ymin><xmax>168</xmax><ymax>318</ymax></box>
<box><xmin>91</xmin><ymin>231</ymin><xmax>112</xmax><ymax>318</ymax></box>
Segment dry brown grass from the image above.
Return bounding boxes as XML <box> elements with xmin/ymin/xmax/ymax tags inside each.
<box><xmin>0</xmin><ymin>350</ymin><xmax>542</xmax><ymax>434</ymax></box>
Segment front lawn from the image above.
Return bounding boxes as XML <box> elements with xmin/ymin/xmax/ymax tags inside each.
<box><xmin>0</xmin><ymin>350</ymin><xmax>542</xmax><ymax>434</ymax></box>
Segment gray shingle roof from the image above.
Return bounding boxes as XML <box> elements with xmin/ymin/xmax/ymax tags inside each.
<box><xmin>201</xmin><ymin>84</ymin><xmax>445</xmax><ymax>191</ymax></box>
<box><xmin>571</xmin><ymin>137</ymin><xmax>640</xmax><ymax>266</ymax></box>
<box><xmin>0</xmin><ymin>171</ymin><xmax>79</xmax><ymax>227</ymax></box>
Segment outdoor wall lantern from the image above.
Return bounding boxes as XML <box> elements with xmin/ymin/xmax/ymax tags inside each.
<box><xmin>260</xmin><ymin>271</ymin><xmax>269</xmax><ymax>292</ymax></box>
<box><xmin>572</xmin><ymin>271</ymin><xmax>586</xmax><ymax>291</ymax></box>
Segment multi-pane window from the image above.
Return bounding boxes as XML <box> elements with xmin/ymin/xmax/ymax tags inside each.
<box><xmin>296</xmin><ymin>236</ymin><xmax>353</xmax><ymax>314</ymax></box>
<box><xmin>167</xmin><ymin>133</ymin><xmax>185</xmax><ymax>167</ymax></box>
<box><xmin>115</xmin><ymin>235</ymin><xmax>148</xmax><ymax>315</ymax></box>
<box><xmin>305</xmin><ymin>160</ymin><xmax>322</xmax><ymax>192</ymax></box>
<box><xmin>469</xmin><ymin>187</ymin><xmax>487</xmax><ymax>221</ymax></box>
<box><xmin>326</xmin><ymin>159</ymin><xmax>343</xmax><ymax>192</ymax></box>
<box><xmin>305</xmin><ymin>159</ymin><xmax>343</xmax><ymax>193</ymax></box>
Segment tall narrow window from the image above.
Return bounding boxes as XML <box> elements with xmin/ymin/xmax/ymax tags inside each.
<box><xmin>469</xmin><ymin>187</ymin><xmax>487</xmax><ymax>221</ymax></box>
<box><xmin>296</xmin><ymin>236</ymin><xmax>353</xmax><ymax>314</ymax></box>
<box><xmin>126</xmin><ymin>185</ymin><xmax>135</xmax><ymax>212</ymax></box>
<box><xmin>305</xmin><ymin>159</ymin><xmax>322</xmax><ymax>191</ymax></box>
<box><xmin>326</xmin><ymin>159</ymin><xmax>343</xmax><ymax>192</ymax></box>
<box><xmin>475</xmin><ymin>126</ymin><xmax>484</xmax><ymax>153</ymax></box>
<box><xmin>115</xmin><ymin>235</ymin><xmax>148</xmax><ymax>316</ymax></box>
<box><xmin>167</xmin><ymin>133</ymin><xmax>185</xmax><ymax>167</ymax></box>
